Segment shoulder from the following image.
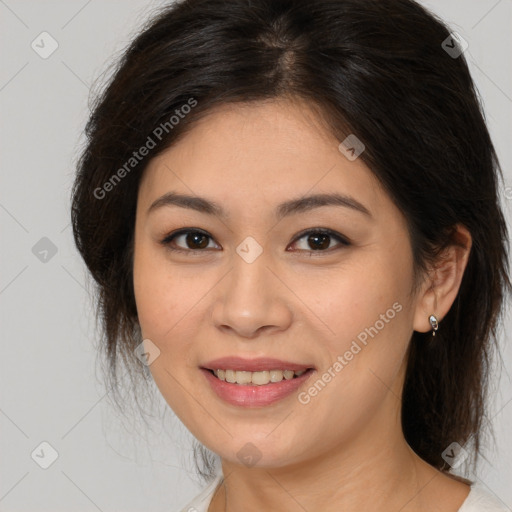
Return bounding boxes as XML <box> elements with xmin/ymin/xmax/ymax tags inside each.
<box><xmin>458</xmin><ymin>484</ymin><xmax>510</xmax><ymax>512</ymax></box>
<box><xmin>178</xmin><ymin>473</ymin><xmax>223</xmax><ymax>512</ymax></box>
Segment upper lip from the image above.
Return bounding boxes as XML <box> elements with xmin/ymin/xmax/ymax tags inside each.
<box><xmin>201</xmin><ymin>357</ymin><xmax>315</xmax><ymax>372</ymax></box>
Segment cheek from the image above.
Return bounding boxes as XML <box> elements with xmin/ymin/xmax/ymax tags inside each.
<box><xmin>132</xmin><ymin>242</ymin><xmax>217</xmax><ymax>366</ymax></box>
<box><xmin>133</xmin><ymin>245</ymin><xmax>170</xmax><ymax>337</ymax></box>
<box><xmin>133</xmin><ymin>241</ymin><xmax>192</xmax><ymax>339</ymax></box>
<box><xmin>298</xmin><ymin>264</ymin><xmax>407</xmax><ymax>347</ymax></box>
<box><xmin>301</xmin><ymin>245</ymin><xmax>414</xmax><ymax>383</ymax></box>
<box><xmin>132</xmin><ymin>243</ymin><xmax>202</xmax><ymax>419</ymax></box>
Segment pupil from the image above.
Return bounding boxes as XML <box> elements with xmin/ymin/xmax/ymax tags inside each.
<box><xmin>187</xmin><ymin>232</ymin><xmax>208</xmax><ymax>249</ymax></box>
<box><xmin>309</xmin><ymin>233</ymin><xmax>329</xmax><ymax>250</ymax></box>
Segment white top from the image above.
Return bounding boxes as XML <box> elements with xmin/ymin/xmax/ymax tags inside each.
<box><xmin>179</xmin><ymin>473</ymin><xmax>510</xmax><ymax>512</ymax></box>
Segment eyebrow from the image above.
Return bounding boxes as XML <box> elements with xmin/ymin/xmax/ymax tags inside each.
<box><xmin>147</xmin><ymin>191</ymin><xmax>372</xmax><ymax>220</ymax></box>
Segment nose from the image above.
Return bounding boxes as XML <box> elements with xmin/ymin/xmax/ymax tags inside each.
<box><xmin>211</xmin><ymin>246</ymin><xmax>293</xmax><ymax>339</ymax></box>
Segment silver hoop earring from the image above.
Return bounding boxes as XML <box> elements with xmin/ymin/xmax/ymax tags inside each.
<box><xmin>429</xmin><ymin>314</ymin><xmax>439</xmax><ymax>336</ymax></box>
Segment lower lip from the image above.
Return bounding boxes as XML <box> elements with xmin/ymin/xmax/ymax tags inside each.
<box><xmin>200</xmin><ymin>368</ymin><xmax>315</xmax><ymax>407</ymax></box>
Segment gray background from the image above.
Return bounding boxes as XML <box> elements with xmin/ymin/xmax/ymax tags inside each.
<box><xmin>1</xmin><ymin>1</ymin><xmax>511</xmax><ymax>510</ymax></box>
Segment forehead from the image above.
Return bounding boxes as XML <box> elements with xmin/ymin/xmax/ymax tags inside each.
<box><xmin>138</xmin><ymin>99</ymin><xmax>388</xmax><ymax>220</ymax></box>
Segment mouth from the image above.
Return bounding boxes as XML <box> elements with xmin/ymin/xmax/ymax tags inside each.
<box><xmin>199</xmin><ymin>357</ymin><xmax>316</xmax><ymax>407</ymax></box>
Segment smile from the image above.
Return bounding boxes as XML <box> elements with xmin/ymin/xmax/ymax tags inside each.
<box><xmin>200</xmin><ymin>367</ymin><xmax>315</xmax><ymax>407</ymax></box>
<box><xmin>211</xmin><ymin>368</ymin><xmax>306</xmax><ymax>385</ymax></box>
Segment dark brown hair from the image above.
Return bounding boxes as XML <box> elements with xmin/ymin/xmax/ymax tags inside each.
<box><xmin>71</xmin><ymin>0</ymin><xmax>511</xmax><ymax>482</ymax></box>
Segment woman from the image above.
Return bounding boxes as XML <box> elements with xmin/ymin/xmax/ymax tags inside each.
<box><xmin>71</xmin><ymin>0</ymin><xmax>511</xmax><ymax>510</ymax></box>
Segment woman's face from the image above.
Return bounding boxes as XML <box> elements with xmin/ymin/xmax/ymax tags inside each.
<box><xmin>133</xmin><ymin>99</ymin><xmax>426</xmax><ymax>468</ymax></box>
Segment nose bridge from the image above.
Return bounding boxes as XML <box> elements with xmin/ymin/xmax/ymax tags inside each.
<box><xmin>227</xmin><ymin>237</ymin><xmax>272</xmax><ymax>312</ymax></box>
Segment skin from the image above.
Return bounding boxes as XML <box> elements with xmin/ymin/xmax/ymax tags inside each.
<box><xmin>132</xmin><ymin>98</ymin><xmax>473</xmax><ymax>512</ymax></box>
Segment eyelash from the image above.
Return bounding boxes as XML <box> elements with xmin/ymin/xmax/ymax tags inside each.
<box><xmin>160</xmin><ymin>227</ymin><xmax>351</xmax><ymax>256</ymax></box>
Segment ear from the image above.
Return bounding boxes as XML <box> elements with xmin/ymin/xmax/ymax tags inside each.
<box><xmin>413</xmin><ymin>223</ymin><xmax>472</xmax><ymax>334</ymax></box>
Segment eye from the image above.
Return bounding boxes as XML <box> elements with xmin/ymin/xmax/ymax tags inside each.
<box><xmin>160</xmin><ymin>228</ymin><xmax>219</xmax><ymax>254</ymax></box>
<box><xmin>160</xmin><ymin>227</ymin><xmax>350</xmax><ymax>255</ymax></box>
<box><xmin>288</xmin><ymin>228</ymin><xmax>350</xmax><ymax>253</ymax></box>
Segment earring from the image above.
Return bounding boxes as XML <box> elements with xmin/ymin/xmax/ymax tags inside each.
<box><xmin>429</xmin><ymin>314</ymin><xmax>439</xmax><ymax>336</ymax></box>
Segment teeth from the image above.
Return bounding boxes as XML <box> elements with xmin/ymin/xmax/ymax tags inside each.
<box><xmin>213</xmin><ymin>368</ymin><xmax>308</xmax><ymax>385</ymax></box>
<box><xmin>283</xmin><ymin>370</ymin><xmax>294</xmax><ymax>380</ymax></box>
<box><xmin>269</xmin><ymin>370</ymin><xmax>283</xmax><ymax>382</ymax></box>
<box><xmin>252</xmin><ymin>371</ymin><xmax>270</xmax><ymax>385</ymax></box>
<box><xmin>235</xmin><ymin>371</ymin><xmax>252</xmax><ymax>385</ymax></box>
